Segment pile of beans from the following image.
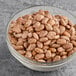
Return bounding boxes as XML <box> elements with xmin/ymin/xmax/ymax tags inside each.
<box><xmin>8</xmin><ymin>10</ymin><xmax>76</xmax><ymax>62</ymax></box>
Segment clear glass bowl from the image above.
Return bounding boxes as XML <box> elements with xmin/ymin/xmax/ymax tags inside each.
<box><xmin>6</xmin><ymin>6</ymin><xmax>76</xmax><ymax>71</ymax></box>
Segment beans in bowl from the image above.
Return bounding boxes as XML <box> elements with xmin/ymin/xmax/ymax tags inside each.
<box><xmin>8</xmin><ymin>10</ymin><xmax>76</xmax><ymax>63</ymax></box>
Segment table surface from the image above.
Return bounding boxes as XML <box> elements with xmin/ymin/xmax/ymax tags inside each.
<box><xmin>0</xmin><ymin>0</ymin><xmax>76</xmax><ymax>76</ymax></box>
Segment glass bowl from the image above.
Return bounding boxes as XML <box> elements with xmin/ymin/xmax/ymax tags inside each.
<box><xmin>6</xmin><ymin>6</ymin><xmax>76</xmax><ymax>71</ymax></box>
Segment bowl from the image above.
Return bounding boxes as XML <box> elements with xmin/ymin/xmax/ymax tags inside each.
<box><xmin>6</xmin><ymin>6</ymin><xmax>76</xmax><ymax>71</ymax></box>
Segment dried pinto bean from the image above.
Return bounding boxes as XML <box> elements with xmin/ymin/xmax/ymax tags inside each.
<box><xmin>53</xmin><ymin>26</ymin><xmax>60</xmax><ymax>34</ymax></box>
<box><xmin>13</xmin><ymin>33</ymin><xmax>22</xmax><ymax>38</ymax></box>
<box><xmin>45</xmin><ymin>13</ymin><xmax>53</xmax><ymax>19</ymax></box>
<box><xmin>26</xmin><ymin>26</ymin><xmax>33</xmax><ymax>32</ymax></box>
<box><xmin>54</xmin><ymin>35</ymin><xmax>60</xmax><ymax>39</ymax></box>
<box><xmin>50</xmin><ymin>48</ymin><xmax>56</xmax><ymax>53</ymax></box>
<box><xmin>27</xmin><ymin>44</ymin><xmax>36</xmax><ymax>51</ymax></box>
<box><xmin>37</xmin><ymin>41</ymin><xmax>43</xmax><ymax>48</ymax></box>
<box><xmin>24</xmin><ymin>20</ymin><xmax>32</xmax><ymax>27</ymax></box>
<box><xmin>71</xmin><ymin>41</ymin><xmax>76</xmax><ymax>46</ymax></box>
<box><xmin>28</xmin><ymin>38</ymin><xmax>37</xmax><ymax>44</ymax></box>
<box><xmin>32</xmin><ymin>50</ymin><xmax>36</xmax><ymax>56</ymax></box>
<box><xmin>23</xmin><ymin>14</ymin><xmax>33</xmax><ymax>20</ymax></box>
<box><xmin>62</xmin><ymin>55</ymin><xmax>67</xmax><ymax>59</ymax></box>
<box><xmin>57</xmin><ymin>39</ymin><xmax>66</xmax><ymax>45</ymax></box>
<box><xmin>38</xmin><ymin>10</ymin><xmax>45</xmax><ymax>15</ymax></box>
<box><xmin>35</xmin><ymin>48</ymin><xmax>44</xmax><ymax>53</ymax></box>
<box><xmin>17</xmin><ymin>50</ymin><xmax>26</xmax><ymax>55</ymax></box>
<box><xmin>10</xmin><ymin>37</ymin><xmax>17</xmax><ymax>45</ymax></box>
<box><xmin>48</xmin><ymin>19</ymin><xmax>55</xmax><ymax>25</ymax></box>
<box><xmin>61</xmin><ymin>36</ymin><xmax>70</xmax><ymax>41</ymax></box>
<box><xmin>40</xmin><ymin>37</ymin><xmax>48</xmax><ymax>42</ymax></box>
<box><xmin>33</xmin><ymin>22</ymin><xmax>40</xmax><ymax>28</ymax></box>
<box><xmin>33</xmin><ymin>33</ymin><xmax>39</xmax><ymax>40</ymax></box>
<box><xmin>22</xmin><ymin>31</ymin><xmax>28</xmax><ymax>38</ymax></box>
<box><xmin>43</xmin><ymin>46</ymin><xmax>49</xmax><ymax>50</ymax></box>
<box><xmin>12</xmin><ymin>45</ymin><xmax>24</xmax><ymax>50</ymax></box>
<box><xmin>60</xmin><ymin>16</ymin><xmax>68</xmax><ymax>26</ymax></box>
<box><xmin>38</xmin><ymin>30</ymin><xmax>48</xmax><ymax>37</ymax></box>
<box><xmin>51</xmin><ymin>53</ymin><xmax>56</xmax><ymax>58</ymax></box>
<box><xmin>12</xmin><ymin>25</ymin><xmax>21</xmax><ymax>33</ymax></box>
<box><xmin>16</xmin><ymin>38</ymin><xmax>24</xmax><ymax>46</ymax></box>
<box><xmin>53</xmin><ymin>55</ymin><xmax>61</xmax><ymax>62</ymax></box>
<box><xmin>34</xmin><ymin>14</ymin><xmax>44</xmax><ymax>21</ymax></box>
<box><xmin>68</xmin><ymin>48</ymin><xmax>76</xmax><ymax>56</ymax></box>
<box><xmin>68</xmin><ymin>20</ymin><xmax>74</xmax><ymax>26</ymax></box>
<box><xmin>47</xmin><ymin>58</ymin><xmax>52</xmax><ymax>62</ymax></box>
<box><xmin>71</xmin><ymin>35</ymin><xmax>76</xmax><ymax>40</ymax></box>
<box><xmin>28</xmin><ymin>32</ymin><xmax>32</xmax><ymax>38</ymax></box>
<box><xmin>45</xmin><ymin>24</ymin><xmax>53</xmax><ymax>31</ymax></box>
<box><xmin>25</xmin><ymin>51</ymin><xmax>32</xmax><ymax>58</ymax></box>
<box><xmin>45</xmin><ymin>50</ymin><xmax>52</xmax><ymax>58</ymax></box>
<box><xmin>35</xmin><ymin>24</ymin><xmax>44</xmax><ymax>31</ymax></box>
<box><xmin>51</xmin><ymin>44</ymin><xmax>60</xmax><ymax>48</ymax></box>
<box><xmin>59</xmin><ymin>26</ymin><xmax>65</xmax><ymax>34</ymax></box>
<box><xmin>57</xmin><ymin>47</ymin><xmax>65</xmax><ymax>52</ymax></box>
<box><xmin>60</xmin><ymin>51</ymin><xmax>67</xmax><ymax>56</ymax></box>
<box><xmin>37</xmin><ymin>59</ymin><xmax>45</xmax><ymax>62</ymax></box>
<box><xmin>63</xmin><ymin>31</ymin><xmax>70</xmax><ymax>37</ymax></box>
<box><xmin>70</xmin><ymin>27</ymin><xmax>75</xmax><ymax>36</ymax></box>
<box><xmin>68</xmin><ymin>50</ymin><xmax>75</xmax><ymax>56</ymax></box>
<box><xmin>44</xmin><ymin>40</ymin><xmax>51</xmax><ymax>45</ymax></box>
<box><xmin>50</xmin><ymin>40</ymin><xmax>56</xmax><ymax>45</ymax></box>
<box><xmin>42</xmin><ymin>17</ymin><xmax>49</xmax><ymax>24</ymax></box>
<box><xmin>60</xmin><ymin>19</ymin><xmax>67</xmax><ymax>26</ymax></box>
<box><xmin>24</xmin><ymin>42</ymin><xmax>28</xmax><ymax>48</ymax></box>
<box><xmin>47</xmin><ymin>31</ymin><xmax>56</xmax><ymax>39</ymax></box>
<box><xmin>35</xmin><ymin>54</ymin><xmax>44</xmax><ymax>60</ymax></box>
<box><xmin>63</xmin><ymin>43</ymin><xmax>73</xmax><ymax>50</ymax></box>
<box><xmin>66</xmin><ymin>25</ymin><xmax>71</xmax><ymax>29</ymax></box>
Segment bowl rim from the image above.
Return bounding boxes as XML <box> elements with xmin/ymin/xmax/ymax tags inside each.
<box><xmin>6</xmin><ymin>5</ymin><xmax>76</xmax><ymax>67</ymax></box>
